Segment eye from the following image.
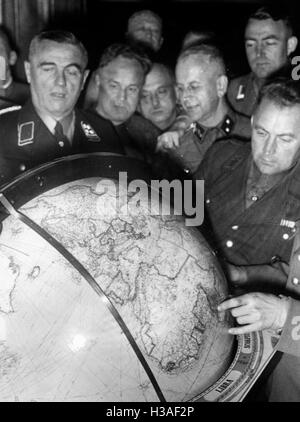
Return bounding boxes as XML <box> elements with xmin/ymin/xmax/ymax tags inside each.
<box><xmin>127</xmin><ymin>86</ymin><xmax>139</xmax><ymax>95</ymax></box>
<box><xmin>157</xmin><ymin>88</ymin><xmax>168</xmax><ymax>97</ymax></box>
<box><xmin>265</xmin><ymin>40</ymin><xmax>278</xmax><ymax>47</ymax></box>
<box><xmin>190</xmin><ymin>83</ymin><xmax>201</xmax><ymax>91</ymax></box>
<box><xmin>66</xmin><ymin>67</ymin><xmax>81</xmax><ymax>77</ymax></box>
<box><xmin>108</xmin><ymin>82</ymin><xmax>118</xmax><ymax>90</ymax></box>
<box><xmin>141</xmin><ymin>92</ymin><xmax>150</xmax><ymax>100</ymax></box>
<box><xmin>245</xmin><ymin>41</ymin><xmax>255</xmax><ymax>49</ymax></box>
<box><xmin>256</xmin><ymin>129</ymin><xmax>267</xmax><ymax>137</ymax></box>
<box><xmin>279</xmin><ymin>136</ymin><xmax>293</xmax><ymax>143</ymax></box>
<box><xmin>41</xmin><ymin>65</ymin><xmax>55</xmax><ymax>72</ymax></box>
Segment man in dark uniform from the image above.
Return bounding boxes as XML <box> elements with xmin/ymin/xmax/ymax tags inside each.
<box><xmin>0</xmin><ymin>26</ymin><xmax>30</xmax><ymax>110</ymax></box>
<box><xmin>156</xmin><ymin>43</ymin><xmax>251</xmax><ymax>175</ymax></box>
<box><xmin>0</xmin><ymin>31</ymin><xmax>125</xmax><ymax>186</ymax></box>
<box><xmin>197</xmin><ymin>78</ymin><xmax>300</xmax><ymax>401</ymax></box>
<box><xmin>89</xmin><ymin>43</ymin><xmax>183</xmax><ymax>180</ymax></box>
<box><xmin>91</xmin><ymin>43</ymin><xmax>156</xmax><ymax>161</ymax></box>
<box><xmin>227</xmin><ymin>6</ymin><xmax>298</xmax><ymax>117</ymax></box>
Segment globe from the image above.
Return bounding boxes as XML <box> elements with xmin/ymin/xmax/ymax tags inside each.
<box><xmin>0</xmin><ymin>155</ymin><xmax>233</xmax><ymax>402</ymax></box>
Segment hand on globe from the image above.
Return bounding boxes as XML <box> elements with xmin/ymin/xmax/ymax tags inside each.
<box><xmin>218</xmin><ymin>293</ymin><xmax>290</xmax><ymax>335</ymax></box>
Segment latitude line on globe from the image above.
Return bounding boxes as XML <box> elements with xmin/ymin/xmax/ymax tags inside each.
<box><xmin>0</xmin><ymin>193</ymin><xmax>166</xmax><ymax>403</ymax></box>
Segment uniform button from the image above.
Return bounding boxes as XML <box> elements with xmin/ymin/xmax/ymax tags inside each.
<box><xmin>19</xmin><ymin>164</ymin><xmax>26</xmax><ymax>172</ymax></box>
<box><xmin>225</xmin><ymin>128</ymin><xmax>230</xmax><ymax>133</ymax></box>
<box><xmin>226</xmin><ymin>119</ymin><xmax>230</xmax><ymax>124</ymax></box>
<box><xmin>58</xmin><ymin>141</ymin><xmax>65</xmax><ymax>148</ymax></box>
<box><xmin>232</xmin><ymin>225</ymin><xmax>239</xmax><ymax>231</ymax></box>
<box><xmin>206</xmin><ymin>199</ymin><xmax>211</xmax><ymax>204</ymax></box>
<box><xmin>226</xmin><ymin>240</ymin><xmax>234</xmax><ymax>248</ymax></box>
<box><xmin>292</xmin><ymin>277</ymin><xmax>299</xmax><ymax>286</ymax></box>
<box><xmin>283</xmin><ymin>233</ymin><xmax>289</xmax><ymax>240</ymax></box>
<box><xmin>184</xmin><ymin>168</ymin><xmax>190</xmax><ymax>174</ymax></box>
<box><xmin>251</xmin><ymin>195</ymin><xmax>258</xmax><ymax>202</ymax></box>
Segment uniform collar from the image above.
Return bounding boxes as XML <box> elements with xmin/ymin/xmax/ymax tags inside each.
<box><xmin>35</xmin><ymin>108</ymin><xmax>75</xmax><ymax>141</ymax></box>
<box><xmin>192</xmin><ymin>107</ymin><xmax>236</xmax><ymax>141</ymax></box>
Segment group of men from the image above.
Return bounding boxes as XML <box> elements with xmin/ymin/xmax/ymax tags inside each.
<box><xmin>0</xmin><ymin>4</ymin><xmax>300</xmax><ymax>402</ymax></box>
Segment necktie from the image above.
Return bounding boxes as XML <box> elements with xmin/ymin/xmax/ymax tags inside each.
<box><xmin>54</xmin><ymin>121</ymin><xmax>70</xmax><ymax>148</ymax></box>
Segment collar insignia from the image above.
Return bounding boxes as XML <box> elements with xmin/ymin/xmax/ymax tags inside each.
<box><xmin>81</xmin><ymin>121</ymin><xmax>101</xmax><ymax>142</ymax></box>
<box><xmin>236</xmin><ymin>84</ymin><xmax>245</xmax><ymax>101</ymax></box>
<box><xmin>18</xmin><ymin>121</ymin><xmax>34</xmax><ymax>146</ymax></box>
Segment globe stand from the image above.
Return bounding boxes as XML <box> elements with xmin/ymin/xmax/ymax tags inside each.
<box><xmin>192</xmin><ymin>330</ymin><xmax>279</xmax><ymax>402</ymax></box>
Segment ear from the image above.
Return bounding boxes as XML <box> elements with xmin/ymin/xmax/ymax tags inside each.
<box><xmin>9</xmin><ymin>51</ymin><xmax>17</xmax><ymax>66</ymax></box>
<box><xmin>95</xmin><ymin>71</ymin><xmax>101</xmax><ymax>87</ymax></box>
<box><xmin>81</xmin><ymin>69</ymin><xmax>90</xmax><ymax>91</ymax></box>
<box><xmin>24</xmin><ymin>61</ymin><xmax>31</xmax><ymax>84</ymax></box>
<box><xmin>158</xmin><ymin>37</ymin><xmax>164</xmax><ymax>50</ymax></box>
<box><xmin>216</xmin><ymin>75</ymin><xmax>228</xmax><ymax>98</ymax></box>
<box><xmin>287</xmin><ymin>36</ymin><xmax>298</xmax><ymax>56</ymax></box>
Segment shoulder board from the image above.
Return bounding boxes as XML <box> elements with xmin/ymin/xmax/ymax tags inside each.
<box><xmin>0</xmin><ymin>105</ymin><xmax>22</xmax><ymax>116</ymax></box>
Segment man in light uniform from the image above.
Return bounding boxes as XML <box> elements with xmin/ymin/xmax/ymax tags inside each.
<box><xmin>227</xmin><ymin>6</ymin><xmax>298</xmax><ymax>117</ymax></box>
<box><xmin>196</xmin><ymin>78</ymin><xmax>300</xmax><ymax>401</ymax></box>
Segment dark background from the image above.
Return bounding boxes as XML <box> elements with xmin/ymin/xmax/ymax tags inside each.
<box><xmin>1</xmin><ymin>0</ymin><xmax>300</xmax><ymax>81</ymax></box>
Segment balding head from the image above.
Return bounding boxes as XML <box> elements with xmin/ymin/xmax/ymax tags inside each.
<box><xmin>139</xmin><ymin>63</ymin><xmax>177</xmax><ymax>130</ymax></box>
<box><xmin>176</xmin><ymin>44</ymin><xmax>228</xmax><ymax>125</ymax></box>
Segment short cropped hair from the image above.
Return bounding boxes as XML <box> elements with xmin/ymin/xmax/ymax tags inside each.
<box><xmin>98</xmin><ymin>43</ymin><xmax>152</xmax><ymax>76</ymax></box>
<box><xmin>248</xmin><ymin>6</ymin><xmax>294</xmax><ymax>36</ymax></box>
<box><xmin>28</xmin><ymin>30</ymin><xmax>88</xmax><ymax>68</ymax></box>
<box><xmin>256</xmin><ymin>78</ymin><xmax>300</xmax><ymax>110</ymax></box>
<box><xmin>181</xmin><ymin>29</ymin><xmax>216</xmax><ymax>50</ymax></box>
<box><xmin>177</xmin><ymin>43</ymin><xmax>227</xmax><ymax>76</ymax></box>
<box><xmin>127</xmin><ymin>10</ymin><xmax>162</xmax><ymax>33</ymax></box>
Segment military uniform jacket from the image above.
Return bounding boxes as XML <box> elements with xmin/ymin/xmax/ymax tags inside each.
<box><xmin>169</xmin><ymin>106</ymin><xmax>251</xmax><ymax>175</ymax></box>
<box><xmin>265</xmin><ymin>228</ymin><xmax>300</xmax><ymax>401</ymax></box>
<box><xmin>0</xmin><ymin>81</ymin><xmax>30</xmax><ymax>110</ymax></box>
<box><xmin>227</xmin><ymin>73</ymin><xmax>259</xmax><ymax>118</ymax></box>
<box><xmin>195</xmin><ymin>139</ymin><xmax>300</xmax><ymax>268</ymax></box>
<box><xmin>0</xmin><ymin>101</ymin><xmax>125</xmax><ymax>186</ymax></box>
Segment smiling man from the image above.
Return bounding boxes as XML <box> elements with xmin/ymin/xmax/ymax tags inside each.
<box><xmin>156</xmin><ymin>43</ymin><xmax>251</xmax><ymax>174</ymax></box>
<box><xmin>0</xmin><ymin>31</ymin><xmax>124</xmax><ymax>186</ymax></box>
<box><xmin>227</xmin><ymin>6</ymin><xmax>298</xmax><ymax>117</ymax></box>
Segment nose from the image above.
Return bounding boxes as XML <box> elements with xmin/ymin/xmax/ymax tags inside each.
<box><xmin>56</xmin><ymin>70</ymin><xmax>67</xmax><ymax>87</ymax></box>
<box><xmin>152</xmin><ymin>93</ymin><xmax>160</xmax><ymax>108</ymax></box>
<box><xmin>255</xmin><ymin>43</ymin><xmax>266</xmax><ymax>58</ymax></box>
<box><xmin>116</xmin><ymin>89</ymin><xmax>126</xmax><ymax>105</ymax></box>
<box><xmin>263</xmin><ymin>135</ymin><xmax>277</xmax><ymax>156</ymax></box>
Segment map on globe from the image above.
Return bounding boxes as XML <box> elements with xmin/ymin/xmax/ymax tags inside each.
<box><xmin>0</xmin><ymin>177</ymin><xmax>233</xmax><ymax>402</ymax></box>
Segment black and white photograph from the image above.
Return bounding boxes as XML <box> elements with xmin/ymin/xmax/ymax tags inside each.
<box><xmin>0</xmin><ymin>0</ymin><xmax>300</xmax><ymax>405</ymax></box>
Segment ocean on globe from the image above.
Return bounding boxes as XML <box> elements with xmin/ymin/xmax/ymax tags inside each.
<box><xmin>0</xmin><ymin>174</ymin><xmax>233</xmax><ymax>402</ymax></box>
